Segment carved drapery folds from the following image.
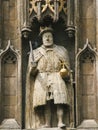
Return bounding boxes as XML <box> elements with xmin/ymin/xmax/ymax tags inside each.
<box><xmin>29</xmin><ymin>0</ymin><xmax>67</xmax><ymax>21</ymax></box>
<box><xmin>76</xmin><ymin>40</ymin><xmax>97</xmax><ymax>125</ymax></box>
<box><xmin>0</xmin><ymin>41</ymin><xmax>21</xmax><ymax>126</ymax></box>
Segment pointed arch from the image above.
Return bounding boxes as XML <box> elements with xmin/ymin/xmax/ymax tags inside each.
<box><xmin>76</xmin><ymin>40</ymin><xmax>97</xmax><ymax>60</ymax></box>
<box><xmin>76</xmin><ymin>40</ymin><xmax>97</xmax><ymax>125</ymax></box>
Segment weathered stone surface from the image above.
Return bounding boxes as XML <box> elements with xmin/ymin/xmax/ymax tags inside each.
<box><xmin>80</xmin><ymin>0</ymin><xmax>95</xmax><ymax>18</ymax></box>
<box><xmin>79</xmin><ymin>18</ymin><xmax>96</xmax><ymax>46</ymax></box>
<box><xmin>0</xmin><ymin>129</ymin><xmax>21</xmax><ymax>130</ymax></box>
<box><xmin>0</xmin><ymin>0</ymin><xmax>98</xmax><ymax>129</ymax></box>
<box><xmin>37</xmin><ymin>127</ymin><xmax>76</xmax><ymax>130</ymax></box>
<box><xmin>3</xmin><ymin>1</ymin><xmax>9</xmax><ymax>20</ymax></box>
<box><xmin>0</xmin><ymin>119</ymin><xmax>20</xmax><ymax>129</ymax></box>
<box><xmin>77</xmin><ymin>120</ymin><xmax>98</xmax><ymax>130</ymax></box>
<box><xmin>38</xmin><ymin>128</ymin><xmax>63</xmax><ymax>130</ymax></box>
<box><xmin>0</xmin><ymin>128</ymin><xmax>75</xmax><ymax>130</ymax></box>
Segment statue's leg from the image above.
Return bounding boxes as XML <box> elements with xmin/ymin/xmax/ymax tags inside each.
<box><xmin>57</xmin><ymin>104</ymin><xmax>66</xmax><ymax>128</ymax></box>
<box><xmin>44</xmin><ymin>101</ymin><xmax>51</xmax><ymax>127</ymax></box>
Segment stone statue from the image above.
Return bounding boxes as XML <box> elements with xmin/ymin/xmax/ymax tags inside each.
<box><xmin>25</xmin><ymin>27</ymin><xmax>71</xmax><ymax>129</ymax></box>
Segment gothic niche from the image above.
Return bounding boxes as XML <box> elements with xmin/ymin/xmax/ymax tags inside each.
<box><xmin>1</xmin><ymin>51</ymin><xmax>17</xmax><ymax>118</ymax></box>
<box><xmin>77</xmin><ymin>43</ymin><xmax>96</xmax><ymax>125</ymax></box>
<box><xmin>21</xmin><ymin>0</ymin><xmax>75</xmax><ymax>129</ymax></box>
<box><xmin>0</xmin><ymin>43</ymin><xmax>21</xmax><ymax>127</ymax></box>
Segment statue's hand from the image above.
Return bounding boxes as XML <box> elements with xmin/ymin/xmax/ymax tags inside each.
<box><xmin>30</xmin><ymin>62</ymin><xmax>38</xmax><ymax>76</ymax></box>
<box><xmin>31</xmin><ymin>62</ymin><xmax>37</xmax><ymax>68</ymax></box>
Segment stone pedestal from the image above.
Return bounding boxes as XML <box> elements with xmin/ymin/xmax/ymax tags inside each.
<box><xmin>37</xmin><ymin>127</ymin><xmax>76</xmax><ymax>130</ymax></box>
<box><xmin>77</xmin><ymin>120</ymin><xmax>98</xmax><ymax>130</ymax></box>
<box><xmin>0</xmin><ymin>119</ymin><xmax>20</xmax><ymax>129</ymax></box>
<box><xmin>0</xmin><ymin>119</ymin><xmax>76</xmax><ymax>130</ymax></box>
<box><xmin>0</xmin><ymin>127</ymin><xmax>76</xmax><ymax>130</ymax></box>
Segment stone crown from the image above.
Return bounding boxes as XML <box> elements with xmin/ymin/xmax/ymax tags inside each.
<box><xmin>39</xmin><ymin>26</ymin><xmax>53</xmax><ymax>37</ymax></box>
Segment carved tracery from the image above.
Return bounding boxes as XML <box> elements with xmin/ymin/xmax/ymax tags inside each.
<box><xmin>3</xmin><ymin>51</ymin><xmax>17</xmax><ymax>64</ymax></box>
<box><xmin>29</xmin><ymin>0</ymin><xmax>67</xmax><ymax>21</ymax></box>
<box><xmin>80</xmin><ymin>49</ymin><xmax>95</xmax><ymax>63</ymax></box>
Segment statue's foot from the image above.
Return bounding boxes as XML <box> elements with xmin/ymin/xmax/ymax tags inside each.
<box><xmin>58</xmin><ymin>123</ymin><xmax>66</xmax><ymax>128</ymax></box>
<box><xmin>41</xmin><ymin>124</ymin><xmax>50</xmax><ymax>128</ymax></box>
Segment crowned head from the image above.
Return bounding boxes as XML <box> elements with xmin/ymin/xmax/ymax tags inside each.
<box><xmin>39</xmin><ymin>26</ymin><xmax>54</xmax><ymax>47</ymax></box>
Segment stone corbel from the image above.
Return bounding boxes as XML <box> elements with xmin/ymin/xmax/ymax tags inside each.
<box><xmin>21</xmin><ymin>22</ymin><xmax>32</xmax><ymax>39</ymax></box>
<box><xmin>66</xmin><ymin>25</ymin><xmax>75</xmax><ymax>38</ymax></box>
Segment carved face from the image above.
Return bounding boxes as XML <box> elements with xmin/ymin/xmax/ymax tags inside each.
<box><xmin>42</xmin><ymin>32</ymin><xmax>53</xmax><ymax>47</ymax></box>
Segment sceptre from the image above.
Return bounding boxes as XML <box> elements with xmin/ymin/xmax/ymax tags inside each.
<box><xmin>29</xmin><ymin>41</ymin><xmax>34</xmax><ymax>63</ymax></box>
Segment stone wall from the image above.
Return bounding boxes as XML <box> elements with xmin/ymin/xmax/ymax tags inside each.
<box><xmin>0</xmin><ymin>0</ymin><xmax>98</xmax><ymax>129</ymax></box>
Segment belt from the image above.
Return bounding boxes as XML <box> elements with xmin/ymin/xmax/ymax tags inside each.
<box><xmin>39</xmin><ymin>70</ymin><xmax>59</xmax><ymax>73</ymax></box>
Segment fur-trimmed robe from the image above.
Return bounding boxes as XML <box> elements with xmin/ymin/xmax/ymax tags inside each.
<box><xmin>25</xmin><ymin>44</ymin><xmax>71</xmax><ymax>128</ymax></box>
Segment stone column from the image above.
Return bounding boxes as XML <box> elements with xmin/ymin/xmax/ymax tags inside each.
<box><xmin>96</xmin><ymin>0</ymin><xmax>98</xmax><ymax>49</ymax></box>
<box><xmin>95</xmin><ymin>0</ymin><xmax>98</xmax><ymax>123</ymax></box>
<box><xmin>0</xmin><ymin>0</ymin><xmax>2</xmax><ymax>48</ymax></box>
<box><xmin>74</xmin><ymin>0</ymin><xmax>79</xmax><ymax>54</ymax></box>
<box><xmin>0</xmin><ymin>0</ymin><xmax>2</xmax><ymax>123</ymax></box>
<box><xmin>16</xmin><ymin>0</ymin><xmax>24</xmax><ymax>126</ymax></box>
<box><xmin>17</xmin><ymin>0</ymin><xmax>30</xmax><ymax>128</ymax></box>
<box><xmin>16</xmin><ymin>0</ymin><xmax>24</xmax><ymax>39</ymax></box>
<box><xmin>67</xmin><ymin>0</ymin><xmax>74</xmax><ymax>26</ymax></box>
<box><xmin>74</xmin><ymin>0</ymin><xmax>80</xmax><ymax>127</ymax></box>
<box><xmin>23</xmin><ymin>0</ymin><xmax>29</xmax><ymax>24</ymax></box>
<box><xmin>75</xmin><ymin>0</ymin><xmax>96</xmax><ymax>126</ymax></box>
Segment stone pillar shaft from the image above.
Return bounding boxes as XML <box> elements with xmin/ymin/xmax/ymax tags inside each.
<box><xmin>67</xmin><ymin>0</ymin><xmax>74</xmax><ymax>26</ymax></box>
<box><xmin>96</xmin><ymin>0</ymin><xmax>98</xmax><ymax>123</ymax></box>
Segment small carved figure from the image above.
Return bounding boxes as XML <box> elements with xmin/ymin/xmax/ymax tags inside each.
<box><xmin>26</xmin><ymin>26</ymin><xmax>71</xmax><ymax>128</ymax></box>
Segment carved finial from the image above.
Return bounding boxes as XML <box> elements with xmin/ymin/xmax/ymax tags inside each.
<box><xmin>84</xmin><ymin>38</ymin><xmax>90</xmax><ymax>48</ymax></box>
<box><xmin>7</xmin><ymin>40</ymin><xmax>11</xmax><ymax>49</ymax></box>
<box><xmin>86</xmin><ymin>38</ymin><xmax>89</xmax><ymax>44</ymax></box>
<box><xmin>8</xmin><ymin>40</ymin><xmax>11</xmax><ymax>45</ymax></box>
<box><xmin>7</xmin><ymin>40</ymin><xmax>14</xmax><ymax>50</ymax></box>
<box><xmin>23</xmin><ymin>22</ymin><xmax>26</xmax><ymax>26</ymax></box>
